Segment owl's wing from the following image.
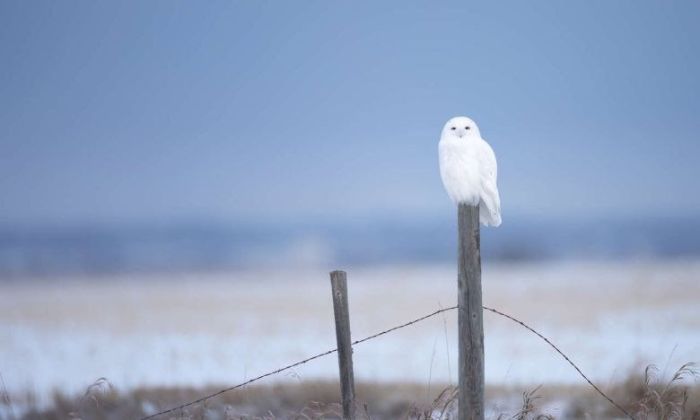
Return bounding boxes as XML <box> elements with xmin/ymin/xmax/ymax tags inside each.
<box><xmin>477</xmin><ymin>139</ymin><xmax>502</xmax><ymax>226</ymax></box>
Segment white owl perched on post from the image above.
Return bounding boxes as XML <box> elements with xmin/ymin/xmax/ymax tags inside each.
<box><xmin>438</xmin><ymin>116</ymin><xmax>502</xmax><ymax>227</ymax></box>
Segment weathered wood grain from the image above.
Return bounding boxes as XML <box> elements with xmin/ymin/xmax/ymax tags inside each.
<box><xmin>457</xmin><ymin>204</ymin><xmax>484</xmax><ymax>420</ymax></box>
<box><xmin>330</xmin><ymin>270</ymin><xmax>356</xmax><ymax>419</ymax></box>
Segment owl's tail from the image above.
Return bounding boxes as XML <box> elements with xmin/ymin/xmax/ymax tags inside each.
<box><xmin>479</xmin><ymin>198</ymin><xmax>502</xmax><ymax>227</ymax></box>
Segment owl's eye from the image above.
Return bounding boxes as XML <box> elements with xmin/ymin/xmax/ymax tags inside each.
<box><xmin>465</xmin><ymin>126</ymin><xmax>470</xmax><ymax>130</ymax></box>
<box><xmin>451</xmin><ymin>127</ymin><xmax>456</xmax><ymax>130</ymax></box>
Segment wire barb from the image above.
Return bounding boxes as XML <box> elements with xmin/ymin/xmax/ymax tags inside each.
<box><xmin>141</xmin><ymin>305</ymin><xmax>634</xmax><ymax>420</ymax></box>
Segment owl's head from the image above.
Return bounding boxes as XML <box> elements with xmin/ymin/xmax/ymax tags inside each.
<box><xmin>441</xmin><ymin>116</ymin><xmax>481</xmax><ymax>140</ymax></box>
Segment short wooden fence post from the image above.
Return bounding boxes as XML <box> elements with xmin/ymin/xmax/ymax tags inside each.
<box><xmin>330</xmin><ymin>270</ymin><xmax>356</xmax><ymax>419</ymax></box>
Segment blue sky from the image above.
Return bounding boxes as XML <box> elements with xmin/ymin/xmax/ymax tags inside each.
<box><xmin>1</xmin><ymin>1</ymin><xmax>699</xmax><ymax>226</ymax></box>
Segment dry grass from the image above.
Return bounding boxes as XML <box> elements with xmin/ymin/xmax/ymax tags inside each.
<box><xmin>497</xmin><ymin>386</ymin><xmax>554</xmax><ymax>420</ymax></box>
<box><xmin>564</xmin><ymin>363</ymin><xmax>700</xmax><ymax>420</ymax></box>
<box><xmin>630</xmin><ymin>363</ymin><xmax>699</xmax><ymax>420</ymax></box>
<box><xmin>2</xmin><ymin>363</ymin><xmax>696</xmax><ymax>420</ymax></box>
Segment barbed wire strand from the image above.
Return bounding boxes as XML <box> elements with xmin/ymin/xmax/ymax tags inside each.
<box><xmin>482</xmin><ymin>305</ymin><xmax>634</xmax><ymax>419</ymax></box>
<box><xmin>141</xmin><ymin>305</ymin><xmax>633</xmax><ymax>420</ymax></box>
<box><xmin>140</xmin><ymin>306</ymin><xmax>458</xmax><ymax>420</ymax></box>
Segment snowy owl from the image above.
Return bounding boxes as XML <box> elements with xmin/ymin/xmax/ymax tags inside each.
<box><xmin>438</xmin><ymin>116</ymin><xmax>502</xmax><ymax>227</ymax></box>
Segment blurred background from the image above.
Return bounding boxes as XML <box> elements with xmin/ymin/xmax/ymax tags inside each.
<box><xmin>1</xmin><ymin>1</ymin><xmax>699</xmax><ymax>417</ymax></box>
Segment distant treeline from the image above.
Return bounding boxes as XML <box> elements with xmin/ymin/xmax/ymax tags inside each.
<box><xmin>1</xmin><ymin>217</ymin><xmax>699</xmax><ymax>277</ymax></box>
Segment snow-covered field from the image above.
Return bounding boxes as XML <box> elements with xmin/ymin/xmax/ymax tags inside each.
<box><xmin>1</xmin><ymin>261</ymin><xmax>699</xmax><ymax>403</ymax></box>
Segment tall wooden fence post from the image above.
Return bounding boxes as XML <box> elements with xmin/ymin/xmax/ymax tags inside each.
<box><xmin>330</xmin><ymin>270</ymin><xmax>356</xmax><ymax>420</ymax></box>
<box><xmin>457</xmin><ymin>204</ymin><xmax>484</xmax><ymax>420</ymax></box>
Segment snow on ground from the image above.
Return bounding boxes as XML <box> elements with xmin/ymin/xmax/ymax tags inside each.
<box><xmin>1</xmin><ymin>260</ymin><xmax>699</xmax><ymax>404</ymax></box>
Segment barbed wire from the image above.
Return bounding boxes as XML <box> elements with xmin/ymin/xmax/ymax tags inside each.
<box><xmin>141</xmin><ymin>306</ymin><xmax>458</xmax><ymax>419</ymax></box>
<box><xmin>141</xmin><ymin>305</ymin><xmax>633</xmax><ymax>420</ymax></box>
<box><xmin>482</xmin><ymin>306</ymin><xmax>633</xmax><ymax>419</ymax></box>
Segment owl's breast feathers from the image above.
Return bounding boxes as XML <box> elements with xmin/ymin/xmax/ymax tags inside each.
<box><xmin>438</xmin><ymin>138</ymin><xmax>482</xmax><ymax>205</ymax></box>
